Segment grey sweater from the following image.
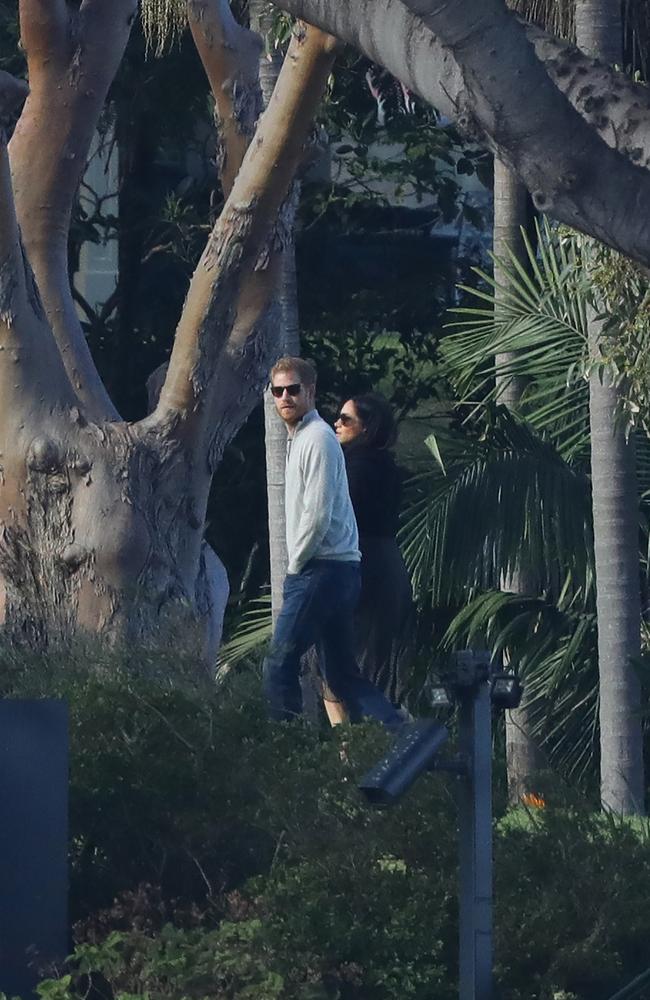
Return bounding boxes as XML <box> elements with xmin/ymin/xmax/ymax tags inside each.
<box><xmin>285</xmin><ymin>409</ymin><xmax>360</xmax><ymax>575</ymax></box>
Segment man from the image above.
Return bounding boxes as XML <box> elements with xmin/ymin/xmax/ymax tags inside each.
<box><xmin>263</xmin><ymin>356</ymin><xmax>402</xmax><ymax>726</ymax></box>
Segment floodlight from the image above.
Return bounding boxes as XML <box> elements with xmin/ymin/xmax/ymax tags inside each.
<box><xmin>490</xmin><ymin>672</ymin><xmax>523</xmax><ymax>709</ymax></box>
<box><xmin>358</xmin><ymin>720</ymin><xmax>449</xmax><ymax>806</ymax></box>
<box><xmin>429</xmin><ymin>684</ymin><xmax>454</xmax><ymax>708</ymax></box>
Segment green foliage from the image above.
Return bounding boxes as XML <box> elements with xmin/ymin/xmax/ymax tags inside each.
<box><xmin>3</xmin><ymin>647</ymin><xmax>650</xmax><ymax>999</ymax></box>
<box><xmin>402</xmin><ymin>407</ymin><xmax>594</xmax><ymax>608</ymax></box>
<box><xmin>217</xmin><ymin>593</ymin><xmax>273</xmax><ymax>677</ymax></box>
<box><xmin>494</xmin><ymin>803</ymin><xmax>650</xmax><ymax>1000</ymax></box>
<box><xmin>444</xmin><ymin>220</ymin><xmax>590</xmax><ymax>460</ymax></box>
<box><xmin>582</xmin><ymin>236</ymin><xmax>650</xmax><ymax>435</ymax></box>
<box><xmin>401</xmin><ymin>221</ymin><xmax>650</xmax><ymax>783</ymax></box>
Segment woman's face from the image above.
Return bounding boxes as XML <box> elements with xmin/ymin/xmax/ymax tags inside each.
<box><xmin>335</xmin><ymin>399</ymin><xmax>364</xmax><ymax>446</ymax></box>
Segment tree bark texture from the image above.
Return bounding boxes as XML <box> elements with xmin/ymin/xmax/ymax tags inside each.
<box><xmin>275</xmin><ymin>0</ymin><xmax>650</xmax><ymax>267</ymax></box>
<box><xmin>249</xmin><ymin>0</ymin><xmax>301</xmax><ymax>627</ymax></box>
<box><xmin>575</xmin><ymin>0</ymin><xmax>645</xmax><ymax>814</ymax></box>
<box><xmin>493</xmin><ymin>158</ymin><xmax>529</xmax><ymax>411</ymax></box>
<box><xmin>9</xmin><ymin>0</ymin><xmax>137</xmax><ymax>422</ymax></box>
<box><xmin>588</xmin><ymin>315</ymin><xmax>645</xmax><ymax>813</ymax></box>
<box><xmin>493</xmin><ymin>158</ymin><xmax>545</xmax><ymax>803</ymax></box>
<box><xmin>263</xmin><ymin>255</ymin><xmax>300</xmax><ymax>625</ymax></box>
<box><xmin>0</xmin><ymin>5</ymin><xmax>337</xmax><ymax>655</ymax></box>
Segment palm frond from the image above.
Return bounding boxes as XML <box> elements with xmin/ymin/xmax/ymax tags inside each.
<box><xmin>443</xmin><ymin>220</ymin><xmax>591</xmax><ymax>460</ymax></box>
<box><xmin>444</xmin><ymin>589</ymin><xmax>599</xmax><ymax>782</ymax></box>
<box><xmin>401</xmin><ymin>408</ymin><xmax>594</xmax><ymax>607</ymax></box>
<box><xmin>216</xmin><ymin>593</ymin><xmax>272</xmax><ymax>682</ymax></box>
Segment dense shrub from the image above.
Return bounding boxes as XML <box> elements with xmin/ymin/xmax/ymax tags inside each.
<box><xmin>1</xmin><ymin>644</ymin><xmax>650</xmax><ymax>998</ymax></box>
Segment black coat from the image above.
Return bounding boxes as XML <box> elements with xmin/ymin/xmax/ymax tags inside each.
<box><xmin>343</xmin><ymin>443</ymin><xmax>402</xmax><ymax>539</ymax></box>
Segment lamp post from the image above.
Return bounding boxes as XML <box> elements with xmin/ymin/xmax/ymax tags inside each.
<box><xmin>455</xmin><ymin>653</ymin><xmax>493</xmax><ymax>1000</ymax></box>
<box><xmin>359</xmin><ymin>652</ymin><xmax>522</xmax><ymax>1000</ymax></box>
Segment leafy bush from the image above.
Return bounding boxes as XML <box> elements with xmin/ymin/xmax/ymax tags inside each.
<box><xmin>2</xmin><ymin>645</ymin><xmax>650</xmax><ymax>998</ymax></box>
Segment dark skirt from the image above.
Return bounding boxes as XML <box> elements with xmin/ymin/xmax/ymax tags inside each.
<box><xmin>356</xmin><ymin>535</ymin><xmax>414</xmax><ymax>704</ymax></box>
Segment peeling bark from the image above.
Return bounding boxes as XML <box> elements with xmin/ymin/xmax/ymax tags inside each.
<box><xmin>187</xmin><ymin>0</ymin><xmax>263</xmax><ymax>197</ymax></box>
<box><xmin>0</xmin><ymin>416</ymin><xmax>209</xmax><ymax>649</ymax></box>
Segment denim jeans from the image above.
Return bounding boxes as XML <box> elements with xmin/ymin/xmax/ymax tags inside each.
<box><xmin>263</xmin><ymin>560</ymin><xmax>401</xmax><ymax>726</ymax></box>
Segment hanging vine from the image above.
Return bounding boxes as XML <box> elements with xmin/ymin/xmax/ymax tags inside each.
<box><xmin>140</xmin><ymin>0</ymin><xmax>187</xmax><ymax>56</ymax></box>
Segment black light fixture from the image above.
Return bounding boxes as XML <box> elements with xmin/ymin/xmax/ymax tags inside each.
<box><xmin>428</xmin><ymin>683</ymin><xmax>454</xmax><ymax>709</ymax></box>
<box><xmin>358</xmin><ymin>720</ymin><xmax>449</xmax><ymax>806</ymax></box>
<box><xmin>490</xmin><ymin>671</ymin><xmax>523</xmax><ymax>709</ymax></box>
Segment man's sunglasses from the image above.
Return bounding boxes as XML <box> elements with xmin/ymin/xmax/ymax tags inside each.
<box><xmin>270</xmin><ymin>383</ymin><xmax>302</xmax><ymax>398</ymax></box>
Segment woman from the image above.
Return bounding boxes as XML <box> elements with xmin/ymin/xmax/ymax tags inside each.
<box><xmin>332</xmin><ymin>392</ymin><xmax>414</xmax><ymax>707</ymax></box>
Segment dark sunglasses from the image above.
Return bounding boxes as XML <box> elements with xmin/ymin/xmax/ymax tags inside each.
<box><xmin>271</xmin><ymin>383</ymin><xmax>302</xmax><ymax>398</ymax></box>
<box><xmin>337</xmin><ymin>412</ymin><xmax>356</xmax><ymax>426</ymax></box>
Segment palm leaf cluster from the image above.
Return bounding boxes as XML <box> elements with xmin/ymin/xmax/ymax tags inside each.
<box><xmin>216</xmin><ymin>593</ymin><xmax>272</xmax><ymax>683</ymax></box>
<box><xmin>445</xmin><ymin>221</ymin><xmax>590</xmax><ymax>459</ymax></box>
<box><xmin>444</xmin><ymin>589</ymin><xmax>600</xmax><ymax>781</ymax></box>
<box><xmin>403</xmin><ymin>411</ymin><xmax>594</xmax><ymax>609</ymax></box>
<box><xmin>401</xmin><ymin>222</ymin><xmax>650</xmax><ymax>781</ymax></box>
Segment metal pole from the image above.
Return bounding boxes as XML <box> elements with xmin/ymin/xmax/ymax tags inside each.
<box><xmin>457</xmin><ymin>675</ymin><xmax>493</xmax><ymax>1000</ymax></box>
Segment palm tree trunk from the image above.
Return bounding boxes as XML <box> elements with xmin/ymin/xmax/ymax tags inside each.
<box><xmin>251</xmin><ymin>6</ymin><xmax>326</xmax><ymax>721</ymax></box>
<box><xmin>576</xmin><ymin>0</ymin><xmax>645</xmax><ymax>814</ymax></box>
<box><xmin>493</xmin><ymin>157</ymin><xmax>544</xmax><ymax>803</ymax></box>
<box><xmin>249</xmin><ymin>2</ymin><xmax>301</xmax><ymax>626</ymax></box>
<box><xmin>263</xmin><ymin>251</ymin><xmax>300</xmax><ymax>623</ymax></box>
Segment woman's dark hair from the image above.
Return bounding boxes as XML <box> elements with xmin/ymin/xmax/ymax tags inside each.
<box><xmin>348</xmin><ymin>392</ymin><xmax>397</xmax><ymax>449</ymax></box>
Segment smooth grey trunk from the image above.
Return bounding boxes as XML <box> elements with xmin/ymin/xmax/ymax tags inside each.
<box><xmin>575</xmin><ymin>1</ymin><xmax>621</xmax><ymax>65</ymax></box>
<box><xmin>249</xmin><ymin>1</ymin><xmax>301</xmax><ymax>627</ymax></box>
<box><xmin>493</xmin><ymin>157</ymin><xmax>544</xmax><ymax>803</ymax></box>
<box><xmin>577</xmin><ymin>0</ymin><xmax>645</xmax><ymax>814</ymax></box>
<box><xmin>493</xmin><ymin>158</ymin><xmax>528</xmax><ymax>410</ymax></box>
<box><xmin>263</xmin><ymin>250</ymin><xmax>300</xmax><ymax>625</ymax></box>
<box><xmin>588</xmin><ymin>308</ymin><xmax>644</xmax><ymax>813</ymax></box>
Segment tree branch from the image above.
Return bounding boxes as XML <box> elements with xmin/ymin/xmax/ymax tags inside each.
<box><xmin>17</xmin><ymin>0</ymin><xmax>68</xmax><ymax>63</ymax></box>
<box><xmin>150</xmin><ymin>23</ymin><xmax>338</xmax><ymax>439</ymax></box>
<box><xmin>184</xmin><ymin>1</ymin><xmax>301</xmax><ymax>472</ymax></box>
<box><xmin>527</xmin><ymin>24</ymin><xmax>650</xmax><ymax>171</ymax></box>
<box><xmin>274</xmin><ymin>0</ymin><xmax>650</xmax><ymax>267</ymax></box>
<box><xmin>9</xmin><ymin>0</ymin><xmax>138</xmax><ymax>422</ymax></box>
<box><xmin>0</xmin><ymin>131</ymin><xmax>78</xmax><ymax>416</ymax></box>
<box><xmin>187</xmin><ymin>0</ymin><xmax>263</xmax><ymax>196</ymax></box>
<box><xmin>403</xmin><ymin>0</ymin><xmax>650</xmax><ymax>259</ymax></box>
<box><xmin>0</xmin><ymin>134</ymin><xmax>27</xmax><ymax>326</ymax></box>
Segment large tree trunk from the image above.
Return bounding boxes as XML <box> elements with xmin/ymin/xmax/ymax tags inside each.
<box><xmin>493</xmin><ymin>157</ymin><xmax>544</xmax><ymax>804</ymax></box>
<box><xmin>576</xmin><ymin>0</ymin><xmax>645</xmax><ymax>814</ymax></box>
<box><xmin>0</xmin><ymin>2</ymin><xmax>337</xmax><ymax>656</ymax></box>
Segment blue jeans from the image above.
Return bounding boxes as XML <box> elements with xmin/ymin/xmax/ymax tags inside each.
<box><xmin>263</xmin><ymin>560</ymin><xmax>401</xmax><ymax>726</ymax></box>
